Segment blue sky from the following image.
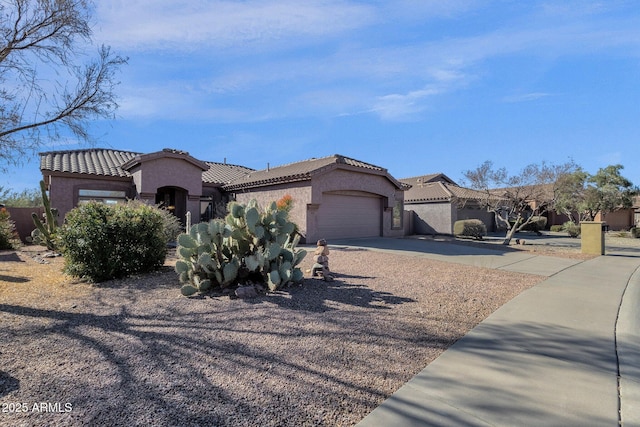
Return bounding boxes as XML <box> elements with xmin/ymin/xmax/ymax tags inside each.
<box><xmin>4</xmin><ymin>0</ymin><xmax>640</xmax><ymax>192</ymax></box>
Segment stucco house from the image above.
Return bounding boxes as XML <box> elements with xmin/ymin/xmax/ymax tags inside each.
<box><xmin>400</xmin><ymin>174</ymin><xmax>496</xmax><ymax>235</ymax></box>
<box><xmin>222</xmin><ymin>154</ymin><xmax>408</xmax><ymax>243</ymax></box>
<box><xmin>39</xmin><ymin>148</ymin><xmax>253</xmax><ymax>226</ymax></box>
<box><xmin>38</xmin><ymin>149</ymin><xmax>408</xmax><ymax>243</ymax></box>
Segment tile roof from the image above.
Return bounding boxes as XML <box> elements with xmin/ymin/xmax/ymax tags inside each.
<box><xmin>39</xmin><ymin>150</ymin><xmax>406</xmax><ymax>190</ymax></box>
<box><xmin>223</xmin><ymin>154</ymin><xmax>405</xmax><ymax>191</ymax></box>
<box><xmin>403</xmin><ymin>181</ymin><xmax>496</xmax><ymax>203</ymax></box>
<box><xmin>40</xmin><ymin>148</ymin><xmax>138</xmax><ymax>178</ymax></box>
<box><xmin>202</xmin><ymin>162</ymin><xmax>255</xmax><ymax>185</ymax></box>
<box><xmin>39</xmin><ymin>148</ymin><xmax>253</xmax><ymax>185</ymax></box>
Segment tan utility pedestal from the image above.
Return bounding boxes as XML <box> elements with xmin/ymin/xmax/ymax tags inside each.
<box><xmin>581</xmin><ymin>221</ymin><xmax>605</xmax><ymax>255</ymax></box>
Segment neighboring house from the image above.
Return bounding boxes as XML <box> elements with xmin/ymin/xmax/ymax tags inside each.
<box><xmin>39</xmin><ymin>149</ymin><xmax>408</xmax><ymax>243</ymax></box>
<box><xmin>491</xmin><ymin>183</ymin><xmax>636</xmax><ymax>231</ymax></box>
<box><xmin>400</xmin><ymin>174</ymin><xmax>496</xmax><ymax>235</ymax></box>
<box><xmin>593</xmin><ymin>198</ymin><xmax>638</xmax><ymax>230</ymax></box>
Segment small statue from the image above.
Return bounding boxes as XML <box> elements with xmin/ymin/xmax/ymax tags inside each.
<box><xmin>311</xmin><ymin>239</ymin><xmax>333</xmax><ymax>281</ymax></box>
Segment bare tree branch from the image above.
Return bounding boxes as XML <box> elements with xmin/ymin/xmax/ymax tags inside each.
<box><xmin>0</xmin><ymin>0</ymin><xmax>127</xmax><ymax>170</ymax></box>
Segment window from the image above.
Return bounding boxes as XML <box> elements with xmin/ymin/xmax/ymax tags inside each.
<box><xmin>78</xmin><ymin>189</ymin><xmax>127</xmax><ymax>206</ymax></box>
<box><xmin>392</xmin><ymin>200</ymin><xmax>403</xmax><ymax>229</ymax></box>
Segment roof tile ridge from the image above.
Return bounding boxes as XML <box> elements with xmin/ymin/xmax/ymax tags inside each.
<box><xmin>205</xmin><ymin>160</ymin><xmax>255</xmax><ymax>170</ymax></box>
<box><xmin>38</xmin><ymin>147</ymin><xmax>142</xmax><ymax>156</ymax></box>
<box><xmin>259</xmin><ymin>154</ymin><xmax>337</xmax><ymax>171</ymax></box>
<box><xmin>334</xmin><ymin>153</ymin><xmax>386</xmax><ymax>171</ymax></box>
<box><xmin>438</xmin><ymin>181</ymin><xmax>454</xmax><ymax>197</ymax></box>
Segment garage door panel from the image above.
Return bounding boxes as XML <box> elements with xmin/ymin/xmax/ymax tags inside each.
<box><xmin>317</xmin><ymin>194</ymin><xmax>381</xmax><ymax>239</ymax></box>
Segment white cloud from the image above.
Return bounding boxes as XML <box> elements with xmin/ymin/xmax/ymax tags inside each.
<box><xmin>370</xmin><ymin>70</ymin><xmax>469</xmax><ymax>121</ymax></box>
<box><xmin>100</xmin><ymin>1</ymin><xmax>640</xmax><ymax>122</ymax></box>
<box><xmin>94</xmin><ymin>0</ymin><xmax>376</xmax><ymax>52</ymax></box>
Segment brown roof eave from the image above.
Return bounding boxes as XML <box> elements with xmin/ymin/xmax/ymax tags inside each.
<box><xmin>122</xmin><ymin>150</ymin><xmax>210</xmax><ymax>172</ymax></box>
<box><xmin>41</xmin><ymin>170</ymin><xmax>133</xmax><ymax>182</ymax></box>
<box><xmin>405</xmin><ymin>197</ymin><xmax>452</xmax><ymax>203</ymax></box>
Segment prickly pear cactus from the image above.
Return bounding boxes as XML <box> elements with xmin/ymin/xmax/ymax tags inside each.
<box><xmin>175</xmin><ymin>199</ymin><xmax>306</xmax><ymax>296</ymax></box>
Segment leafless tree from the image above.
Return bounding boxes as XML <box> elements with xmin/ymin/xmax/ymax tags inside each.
<box><xmin>463</xmin><ymin>160</ymin><xmax>579</xmax><ymax>245</ymax></box>
<box><xmin>0</xmin><ymin>0</ymin><xmax>126</xmax><ymax>169</ymax></box>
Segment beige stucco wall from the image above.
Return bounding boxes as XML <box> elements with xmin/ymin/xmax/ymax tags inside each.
<box><xmin>129</xmin><ymin>157</ymin><xmax>204</xmax><ymax>197</ymax></box>
<box><xmin>595</xmin><ymin>209</ymin><xmax>634</xmax><ymax>231</ymax></box>
<box><xmin>6</xmin><ymin>206</ymin><xmax>45</xmax><ymax>242</ymax></box>
<box><xmin>232</xmin><ymin>182</ymin><xmax>313</xmax><ymax>238</ymax></box>
<box><xmin>456</xmin><ymin>206</ymin><xmax>496</xmax><ymax>232</ymax></box>
<box><xmin>407</xmin><ymin>202</ymin><xmax>454</xmax><ymax>235</ymax></box>
<box><xmin>128</xmin><ymin>157</ymin><xmax>205</xmax><ymax>224</ymax></box>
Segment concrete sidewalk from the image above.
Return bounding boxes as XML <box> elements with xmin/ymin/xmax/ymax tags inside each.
<box><xmin>330</xmin><ymin>238</ymin><xmax>640</xmax><ymax>426</ymax></box>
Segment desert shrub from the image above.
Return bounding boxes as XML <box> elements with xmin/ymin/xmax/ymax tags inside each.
<box><xmin>631</xmin><ymin>227</ymin><xmax>640</xmax><ymax>238</ymax></box>
<box><xmin>564</xmin><ymin>221</ymin><xmax>581</xmax><ymax>238</ymax></box>
<box><xmin>0</xmin><ymin>207</ymin><xmax>19</xmax><ymax>249</ymax></box>
<box><xmin>453</xmin><ymin>219</ymin><xmax>487</xmax><ymax>240</ymax></box>
<box><xmin>550</xmin><ymin>224</ymin><xmax>564</xmax><ymax>232</ymax></box>
<box><xmin>126</xmin><ymin>200</ymin><xmax>183</xmax><ymax>245</ymax></box>
<box><xmin>59</xmin><ymin>201</ymin><xmax>167</xmax><ymax>282</ymax></box>
<box><xmin>175</xmin><ymin>199</ymin><xmax>306</xmax><ymax>296</ymax></box>
<box><xmin>520</xmin><ymin>216</ymin><xmax>547</xmax><ymax>233</ymax></box>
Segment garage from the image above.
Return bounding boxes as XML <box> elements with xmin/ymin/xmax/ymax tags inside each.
<box><xmin>316</xmin><ymin>192</ymin><xmax>382</xmax><ymax>239</ymax></box>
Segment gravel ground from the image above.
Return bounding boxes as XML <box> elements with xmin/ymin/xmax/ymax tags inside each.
<box><xmin>0</xmin><ymin>234</ymin><xmax>612</xmax><ymax>426</ymax></box>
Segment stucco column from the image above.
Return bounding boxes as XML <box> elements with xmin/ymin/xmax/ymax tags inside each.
<box><xmin>581</xmin><ymin>221</ymin><xmax>605</xmax><ymax>255</ymax></box>
<box><xmin>306</xmin><ymin>203</ymin><xmax>320</xmax><ymax>244</ymax></box>
<box><xmin>187</xmin><ymin>195</ymin><xmax>201</xmax><ymax>225</ymax></box>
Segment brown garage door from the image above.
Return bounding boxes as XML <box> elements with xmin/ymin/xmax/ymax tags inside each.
<box><xmin>316</xmin><ymin>193</ymin><xmax>381</xmax><ymax>239</ymax></box>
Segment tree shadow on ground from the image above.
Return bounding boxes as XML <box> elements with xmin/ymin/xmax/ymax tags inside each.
<box><xmin>0</xmin><ymin>252</ymin><xmax>23</xmax><ymax>262</ymax></box>
<box><xmin>247</xmin><ymin>276</ymin><xmax>416</xmax><ymax>313</ymax></box>
<box><xmin>0</xmin><ymin>371</ymin><xmax>19</xmax><ymax>397</ymax></box>
<box><xmin>0</xmin><ymin>285</ymin><xmax>432</xmax><ymax>427</ymax></box>
<box><xmin>0</xmin><ymin>274</ymin><xmax>29</xmax><ymax>283</ymax></box>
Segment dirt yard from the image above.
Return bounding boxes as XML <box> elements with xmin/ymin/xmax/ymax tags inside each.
<box><xmin>0</xmin><ymin>234</ymin><xmax>624</xmax><ymax>426</ymax></box>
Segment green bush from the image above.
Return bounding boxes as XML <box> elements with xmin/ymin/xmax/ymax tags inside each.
<box><xmin>175</xmin><ymin>199</ymin><xmax>306</xmax><ymax>296</ymax></box>
<box><xmin>631</xmin><ymin>227</ymin><xmax>640</xmax><ymax>238</ymax></box>
<box><xmin>563</xmin><ymin>221</ymin><xmax>581</xmax><ymax>238</ymax></box>
<box><xmin>0</xmin><ymin>207</ymin><xmax>19</xmax><ymax>250</ymax></box>
<box><xmin>126</xmin><ymin>200</ymin><xmax>183</xmax><ymax>245</ymax></box>
<box><xmin>453</xmin><ymin>219</ymin><xmax>487</xmax><ymax>240</ymax></box>
<box><xmin>550</xmin><ymin>224</ymin><xmax>564</xmax><ymax>232</ymax></box>
<box><xmin>59</xmin><ymin>201</ymin><xmax>167</xmax><ymax>282</ymax></box>
<box><xmin>521</xmin><ymin>216</ymin><xmax>547</xmax><ymax>233</ymax></box>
